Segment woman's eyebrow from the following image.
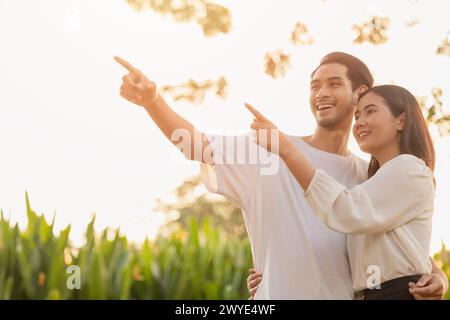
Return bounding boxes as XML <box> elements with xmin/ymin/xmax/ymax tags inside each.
<box><xmin>363</xmin><ymin>104</ymin><xmax>377</xmax><ymax>110</ymax></box>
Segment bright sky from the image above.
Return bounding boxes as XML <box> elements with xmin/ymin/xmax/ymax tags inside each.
<box><xmin>0</xmin><ymin>0</ymin><xmax>449</xmax><ymax>252</ymax></box>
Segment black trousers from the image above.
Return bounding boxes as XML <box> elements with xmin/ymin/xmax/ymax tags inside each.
<box><xmin>361</xmin><ymin>275</ymin><xmax>421</xmax><ymax>300</ymax></box>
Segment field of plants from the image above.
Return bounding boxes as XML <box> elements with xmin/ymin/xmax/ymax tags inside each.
<box><xmin>0</xmin><ymin>194</ymin><xmax>252</xmax><ymax>299</ymax></box>
<box><xmin>0</xmin><ymin>193</ymin><xmax>448</xmax><ymax>299</ymax></box>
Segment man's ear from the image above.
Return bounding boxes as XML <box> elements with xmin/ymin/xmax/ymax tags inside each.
<box><xmin>352</xmin><ymin>85</ymin><xmax>369</xmax><ymax>104</ymax></box>
<box><xmin>397</xmin><ymin>112</ymin><xmax>406</xmax><ymax>131</ymax></box>
<box><xmin>356</xmin><ymin>85</ymin><xmax>369</xmax><ymax>99</ymax></box>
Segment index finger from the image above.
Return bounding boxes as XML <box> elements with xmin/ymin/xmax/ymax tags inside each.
<box><xmin>244</xmin><ymin>102</ymin><xmax>268</xmax><ymax>121</ymax></box>
<box><xmin>114</xmin><ymin>56</ymin><xmax>139</xmax><ymax>74</ymax></box>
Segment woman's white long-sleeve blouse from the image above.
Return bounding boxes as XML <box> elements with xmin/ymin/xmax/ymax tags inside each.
<box><xmin>304</xmin><ymin>154</ymin><xmax>434</xmax><ymax>291</ymax></box>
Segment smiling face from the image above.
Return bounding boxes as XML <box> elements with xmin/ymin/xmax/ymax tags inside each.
<box><xmin>309</xmin><ymin>63</ymin><xmax>358</xmax><ymax>129</ymax></box>
<box><xmin>353</xmin><ymin>91</ymin><xmax>404</xmax><ymax>155</ymax></box>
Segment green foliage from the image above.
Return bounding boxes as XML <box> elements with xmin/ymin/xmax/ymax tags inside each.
<box><xmin>433</xmin><ymin>244</ymin><xmax>450</xmax><ymax>300</ymax></box>
<box><xmin>0</xmin><ymin>193</ymin><xmax>73</xmax><ymax>299</ymax></box>
<box><xmin>0</xmin><ymin>193</ymin><xmax>252</xmax><ymax>299</ymax></box>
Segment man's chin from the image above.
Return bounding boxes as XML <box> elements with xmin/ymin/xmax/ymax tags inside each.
<box><xmin>317</xmin><ymin>117</ymin><xmax>339</xmax><ymax>128</ymax></box>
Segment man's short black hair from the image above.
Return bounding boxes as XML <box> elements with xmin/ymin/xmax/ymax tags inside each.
<box><xmin>311</xmin><ymin>52</ymin><xmax>374</xmax><ymax>91</ymax></box>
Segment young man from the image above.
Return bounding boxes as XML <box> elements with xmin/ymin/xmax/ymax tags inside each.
<box><xmin>114</xmin><ymin>52</ymin><xmax>447</xmax><ymax>299</ymax></box>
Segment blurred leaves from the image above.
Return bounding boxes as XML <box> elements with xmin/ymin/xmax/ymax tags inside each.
<box><xmin>198</xmin><ymin>2</ymin><xmax>232</xmax><ymax>37</ymax></box>
<box><xmin>436</xmin><ymin>31</ymin><xmax>450</xmax><ymax>57</ymax></box>
<box><xmin>122</xmin><ymin>2</ymin><xmax>448</xmax><ymax>108</ymax></box>
<box><xmin>264</xmin><ymin>49</ymin><xmax>291</xmax><ymax>79</ymax></box>
<box><xmin>353</xmin><ymin>16</ymin><xmax>390</xmax><ymax>45</ymax></box>
<box><xmin>155</xmin><ymin>175</ymin><xmax>247</xmax><ymax>238</ymax></box>
<box><xmin>125</xmin><ymin>0</ymin><xmax>230</xmax><ymax>104</ymax></box>
<box><xmin>125</xmin><ymin>0</ymin><xmax>231</xmax><ymax>37</ymax></box>
<box><xmin>418</xmin><ymin>88</ymin><xmax>450</xmax><ymax>137</ymax></box>
<box><xmin>265</xmin><ymin>22</ymin><xmax>313</xmax><ymax>79</ymax></box>
<box><xmin>290</xmin><ymin>22</ymin><xmax>314</xmax><ymax>46</ymax></box>
<box><xmin>405</xmin><ymin>17</ymin><xmax>420</xmax><ymax>28</ymax></box>
<box><xmin>160</xmin><ymin>76</ymin><xmax>227</xmax><ymax>104</ymax></box>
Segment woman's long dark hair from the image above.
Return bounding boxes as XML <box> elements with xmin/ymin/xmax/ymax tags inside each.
<box><xmin>358</xmin><ymin>85</ymin><xmax>435</xmax><ymax>178</ymax></box>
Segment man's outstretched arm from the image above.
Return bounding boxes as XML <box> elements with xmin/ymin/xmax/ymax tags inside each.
<box><xmin>114</xmin><ymin>56</ymin><xmax>212</xmax><ymax>164</ymax></box>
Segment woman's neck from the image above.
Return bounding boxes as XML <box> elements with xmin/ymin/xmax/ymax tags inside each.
<box><xmin>373</xmin><ymin>144</ymin><xmax>402</xmax><ymax>167</ymax></box>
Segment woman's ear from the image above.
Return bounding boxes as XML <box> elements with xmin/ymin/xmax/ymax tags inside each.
<box><xmin>397</xmin><ymin>112</ymin><xmax>406</xmax><ymax>131</ymax></box>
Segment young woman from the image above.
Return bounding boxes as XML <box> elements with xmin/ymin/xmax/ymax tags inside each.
<box><xmin>245</xmin><ymin>84</ymin><xmax>436</xmax><ymax>300</ymax></box>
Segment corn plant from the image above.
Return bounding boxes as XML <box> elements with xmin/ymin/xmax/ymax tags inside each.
<box><xmin>0</xmin><ymin>193</ymin><xmax>253</xmax><ymax>299</ymax></box>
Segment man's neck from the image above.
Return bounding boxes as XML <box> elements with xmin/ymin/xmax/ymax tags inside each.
<box><xmin>303</xmin><ymin>125</ymin><xmax>351</xmax><ymax>156</ymax></box>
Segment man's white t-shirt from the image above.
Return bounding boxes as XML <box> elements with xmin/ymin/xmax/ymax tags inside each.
<box><xmin>200</xmin><ymin>133</ymin><xmax>368</xmax><ymax>299</ymax></box>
